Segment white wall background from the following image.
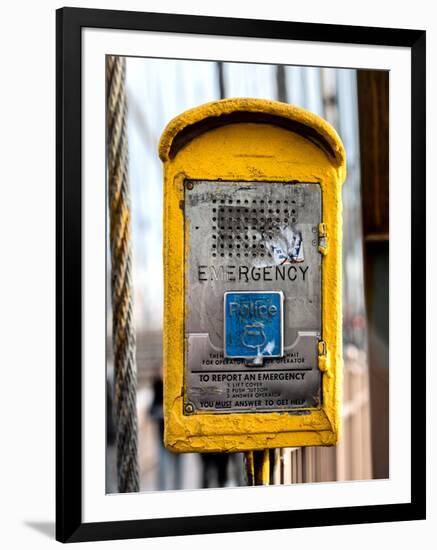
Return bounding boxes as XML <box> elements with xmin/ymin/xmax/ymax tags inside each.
<box><xmin>0</xmin><ymin>0</ymin><xmax>434</xmax><ymax>548</ymax></box>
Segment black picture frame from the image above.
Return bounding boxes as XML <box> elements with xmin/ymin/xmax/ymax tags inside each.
<box><xmin>56</xmin><ymin>7</ymin><xmax>426</xmax><ymax>543</ymax></box>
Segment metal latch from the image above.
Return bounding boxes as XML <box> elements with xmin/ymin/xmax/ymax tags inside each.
<box><xmin>318</xmin><ymin>340</ymin><xmax>327</xmax><ymax>357</ymax></box>
<box><xmin>318</xmin><ymin>223</ymin><xmax>328</xmax><ymax>254</ymax></box>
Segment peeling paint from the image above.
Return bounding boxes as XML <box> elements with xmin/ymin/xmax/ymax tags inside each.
<box><xmin>266</xmin><ymin>226</ymin><xmax>305</xmax><ymax>264</ymax></box>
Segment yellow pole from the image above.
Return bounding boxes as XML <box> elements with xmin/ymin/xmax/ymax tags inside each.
<box><xmin>246</xmin><ymin>450</ymin><xmax>270</xmax><ymax>486</ymax></box>
<box><xmin>245</xmin><ymin>451</ymin><xmax>255</xmax><ymax>486</ymax></box>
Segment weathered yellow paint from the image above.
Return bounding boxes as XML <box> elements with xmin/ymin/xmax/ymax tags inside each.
<box><xmin>257</xmin><ymin>449</ymin><xmax>271</xmax><ymax>486</ymax></box>
<box><xmin>245</xmin><ymin>450</ymin><xmax>271</xmax><ymax>485</ymax></box>
<box><xmin>159</xmin><ymin>98</ymin><xmax>346</xmax><ymax>453</ymax></box>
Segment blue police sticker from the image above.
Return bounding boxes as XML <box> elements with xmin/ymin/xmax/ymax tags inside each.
<box><xmin>224</xmin><ymin>291</ymin><xmax>284</xmax><ymax>359</ymax></box>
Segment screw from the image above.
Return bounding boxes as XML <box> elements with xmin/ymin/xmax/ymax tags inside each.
<box><xmin>185</xmin><ymin>403</ymin><xmax>194</xmax><ymax>414</ymax></box>
<box><xmin>186</xmin><ymin>181</ymin><xmax>194</xmax><ymax>190</ymax></box>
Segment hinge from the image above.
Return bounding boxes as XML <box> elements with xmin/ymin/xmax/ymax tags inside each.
<box><xmin>318</xmin><ymin>340</ymin><xmax>328</xmax><ymax>372</ymax></box>
<box><xmin>318</xmin><ymin>340</ymin><xmax>327</xmax><ymax>357</ymax></box>
<box><xmin>318</xmin><ymin>223</ymin><xmax>328</xmax><ymax>254</ymax></box>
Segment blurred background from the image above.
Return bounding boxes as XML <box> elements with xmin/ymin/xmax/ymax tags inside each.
<box><xmin>106</xmin><ymin>58</ymin><xmax>389</xmax><ymax>492</ymax></box>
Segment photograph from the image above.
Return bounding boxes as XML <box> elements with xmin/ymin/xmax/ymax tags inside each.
<box><xmin>0</xmin><ymin>1</ymin><xmax>431</xmax><ymax>549</ymax></box>
<box><xmin>105</xmin><ymin>56</ymin><xmax>388</xmax><ymax>493</ymax></box>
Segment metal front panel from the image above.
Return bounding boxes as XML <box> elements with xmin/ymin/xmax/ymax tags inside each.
<box><xmin>184</xmin><ymin>180</ymin><xmax>322</xmax><ymax>414</ymax></box>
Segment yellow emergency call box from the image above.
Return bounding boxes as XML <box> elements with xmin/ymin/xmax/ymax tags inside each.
<box><xmin>159</xmin><ymin>98</ymin><xmax>346</xmax><ymax>453</ymax></box>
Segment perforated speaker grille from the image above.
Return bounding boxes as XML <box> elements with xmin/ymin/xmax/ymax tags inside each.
<box><xmin>211</xmin><ymin>197</ymin><xmax>298</xmax><ymax>259</ymax></box>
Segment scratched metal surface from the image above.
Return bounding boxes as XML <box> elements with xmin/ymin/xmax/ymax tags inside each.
<box><xmin>184</xmin><ymin>180</ymin><xmax>322</xmax><ymax>414</ymax></box>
